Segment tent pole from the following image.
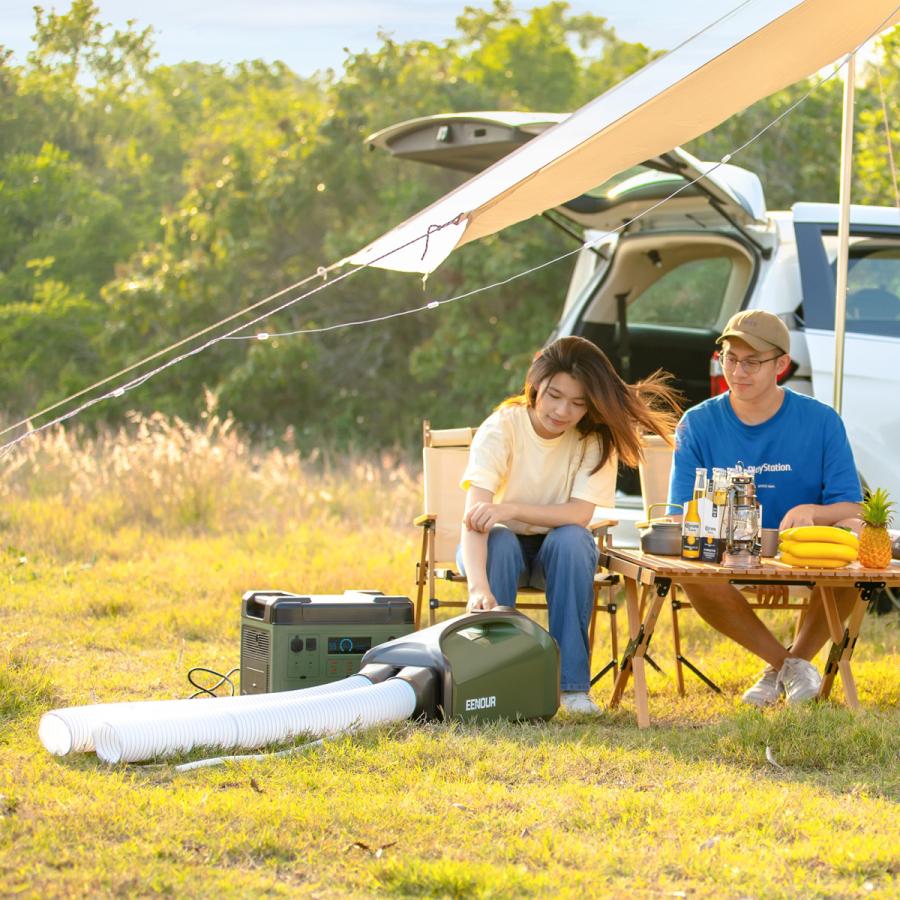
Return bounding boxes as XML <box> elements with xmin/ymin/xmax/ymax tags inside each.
<box><xmin>833</xmin><ymin>52</ymin><xmax>856</xmax><ymax>414</ymax></box>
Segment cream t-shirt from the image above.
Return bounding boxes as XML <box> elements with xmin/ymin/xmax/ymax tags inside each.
<box><xmin>461</xmin><ymin>404</ymin><xmax>617</xmax><ymax>534</ymax></box>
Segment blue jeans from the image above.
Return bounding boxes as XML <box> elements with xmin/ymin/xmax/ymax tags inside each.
<box><xmin>456</xmin><ymin>525</ymin><xmax>599</xmax><ymax>691</ymax></box>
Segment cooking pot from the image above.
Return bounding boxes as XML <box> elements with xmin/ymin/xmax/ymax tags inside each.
<box><xmin>636</xmin><ymin>502</ymin><xmax>685</xmax><ymax>555</ymax></box>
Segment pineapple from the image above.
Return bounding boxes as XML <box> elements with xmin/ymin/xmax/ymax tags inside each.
<box><xmin>858</xmin><ymin>488</ymin><xmax>895</xmax><ymax>568</ymax></box>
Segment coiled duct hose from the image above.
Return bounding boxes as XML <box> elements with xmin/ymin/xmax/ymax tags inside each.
<box><xmin>92</xmin><ymin>680</ymin><xmax>417</xmax><ymax>764</ymax></box>
<box><xmin>39</xmin><ymin>674</ymin><xmax>374</xmax><ymax>757</ymax></box>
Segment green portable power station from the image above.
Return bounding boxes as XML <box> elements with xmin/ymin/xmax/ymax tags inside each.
<box><xmin>240</xmin><ymin>589</ymin><xmax>415</xmax><ymax>694</ymax></box>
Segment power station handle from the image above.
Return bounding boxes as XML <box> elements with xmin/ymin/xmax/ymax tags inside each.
<box><xmin>244</xmin><ymin>598</ymin><xmax>267</xmax><ymax>620</ymax></box>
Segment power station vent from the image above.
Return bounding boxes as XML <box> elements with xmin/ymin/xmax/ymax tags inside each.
<box><xmin>242</xmin><ymin>626</ymin><xmax>270</xmax><ymax>663</ymax></box>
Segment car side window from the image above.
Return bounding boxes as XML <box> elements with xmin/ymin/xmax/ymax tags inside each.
<box><xmin>627</xmin><ymin>257</ymin><xmax>732</xmax><ymax>327</ymax></box>
<box><xmin>845</xmin><ymin>249</ymin><xmax>900</xmax><ymax>335</ymax></box>
<box><xmin>796</xmin><ymin>223</ymin><xmax>900</xmax><ymax>338</ymax></box>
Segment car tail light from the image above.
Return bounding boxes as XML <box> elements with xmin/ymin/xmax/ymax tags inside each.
<box><xmin>710</xmin><ymin>351</ymin><xmax>728</xmax><ymax>396</ymax></box>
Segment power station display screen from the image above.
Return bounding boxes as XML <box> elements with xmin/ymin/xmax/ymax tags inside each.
<box><xmin>328</xmin><ymin>636</ymin><xmax>372</xmax><ymax>655</ymax></box>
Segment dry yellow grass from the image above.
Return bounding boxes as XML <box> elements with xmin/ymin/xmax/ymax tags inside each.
<box><xmin>1</xmin><ymin>415</ymin><xmax>898</xmax><ymax>897</ymax></box>
<box><xmin>1</xmin><ymin>405</ymin><xmax>418</xmax><ymax>546</ymax></box>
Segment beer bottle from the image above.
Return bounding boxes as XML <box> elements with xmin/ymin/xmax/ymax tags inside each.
<box><xmin>682</xmin><ymin>469</ymin><xmax>705</xmax><ymax>559</ymax></box>
<box><xmin>682</xmin><ymin>498</ymin><xmax>702</xmax><ymax>559</ymax></box>
<box><xmin>693</xmin><ymin>468</ymin><xmax>707</xmax><ymax>500</ymax></box>
<box><xmin>712</xmin><ymin>468</ymin><xmax>727</xmax><ymax>506</ymax></box>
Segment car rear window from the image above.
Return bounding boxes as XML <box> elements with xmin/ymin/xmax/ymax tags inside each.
<box><xmin>627</xmin><ymin>257</ymin><xmax>733</xmax><ymax>328</ymax></box>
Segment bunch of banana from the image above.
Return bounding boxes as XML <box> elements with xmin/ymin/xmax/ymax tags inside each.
<box><xmin>778</xmin><ymin>525</ymin><xmax>859</xmax><ymax>568</ymax></box>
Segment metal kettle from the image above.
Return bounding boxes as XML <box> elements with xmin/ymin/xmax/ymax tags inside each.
<box><xmin>636</xmin><ymin>503</ymin><xmax>684</xmax><ymax>556</ymax></box>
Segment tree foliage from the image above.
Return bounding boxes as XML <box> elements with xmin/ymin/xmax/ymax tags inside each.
<box><xmin>1</xmin><ymin>1</ymin><xmax>898</xmax><ymax>450</ymax></box>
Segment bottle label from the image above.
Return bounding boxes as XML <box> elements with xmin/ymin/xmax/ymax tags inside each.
<box><xmin>682</xmin><ymin>526</ymin><xmax>701</xmax><ymax>559</ymax></box>
<box><xmin>700</xmin><ymin>535</ymin><xmax>723</xmax><ymax>562</ymax></box>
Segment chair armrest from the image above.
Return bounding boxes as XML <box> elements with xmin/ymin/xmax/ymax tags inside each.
<box><xmin>589</xmin><ymin>517</ymin><xmax>618</xmax><ymax>550</ymax></box>
<box><xmin>589</xmin><ymin>518</ymin><xmax>618</xmax><ymax>533</ymax></box>
<box><xmin>414</xmin><ymin>513</ymin><xmax>436</xmax><ymax>527</ymax></box>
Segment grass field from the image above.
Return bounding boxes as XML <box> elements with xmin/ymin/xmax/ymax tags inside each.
<box><xmin>1</xmin><ymin>416</ymin><xmax>898</xmax><ymax>897</ymax></box>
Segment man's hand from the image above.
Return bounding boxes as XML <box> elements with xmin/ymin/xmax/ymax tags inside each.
<box><xmin>779</xmin><ymin>504</ymin><xmax>817</xmax><ymax>530</ymax></box>
<box><xmin>780</xmin><ymin>501</ymin><xmax>865</xmax><ymax>532</ymax></box>
<box><xmin>466</xmin><ymin>588</ymin><xmax>499</xmax><ymax>611</ymax></box>
<box><xmin>464</xmin><ymin>501</ymin><xmax>517</xmax><ymax>533</ymax></box>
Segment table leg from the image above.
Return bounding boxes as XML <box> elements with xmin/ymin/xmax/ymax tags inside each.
<box><xmin>609</xmin><ymin>577</ymin><xmax>641</xmax><ymax>710</ymax></box>
<box><xmin>840</xmin><ymin>600</ymin><xmax>868</xmax><ymax>707</ymax></box>
<box><xmin>630</xmin><ymin>585</ymin><xmax>653</xmax><ymax>728</ymax></box>
<box><xmin>636</xmin><ymin>588</ymin><xmax>666</xmax><ymax>727</ymax></box>
<box><xmin>610</xmin><ymin>578</ymin><xmax>666</xmax><ymax>728</ymax></box>
<box><xmin>819</xmin><ymin>586</ymin><xmax>844</xmax><ymax>641</ymax></box>
<box><xmin>817</xmin><ymin>586</ymin><xmax>866</xmax><ymax>708</ymax></box>
<box><xmin>670</xmin><ymin>594</ymin><xmax>686</xmax><ymax>696</ymax></box>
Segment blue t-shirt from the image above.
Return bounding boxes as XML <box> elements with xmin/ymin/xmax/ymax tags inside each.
<box><xmin>667</xmin><ymin>390</ymin><xmax>861</xmax><ymax>529</ymax></box>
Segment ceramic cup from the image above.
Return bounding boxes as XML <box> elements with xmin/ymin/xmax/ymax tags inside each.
<box><xmin>760</xmin><ymin>527</ymin><xmax>780</xmax><ymax>557</ymax></box>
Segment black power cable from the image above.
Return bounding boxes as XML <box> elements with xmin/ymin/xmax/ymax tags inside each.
<box><xmin>187</xmin><ymin>666</ymin><xmax>240</xmax><ymax>699</ymax></box>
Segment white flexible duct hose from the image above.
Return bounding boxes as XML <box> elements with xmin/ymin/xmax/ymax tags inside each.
<box><xmin>93</xmin><ymin>679</ymin><xmax>417</xmax><ymax>764</ymax></box>
<box><xmin>39</xmin><ymin>674</ymin><xmax>374</xmax><ymax>756</ymax></box>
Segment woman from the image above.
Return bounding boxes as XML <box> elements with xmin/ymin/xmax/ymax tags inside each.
<box><xmin>458</xmin><ymin>336</ymin><xmax>681</xmax><ymax>714</ymax></box>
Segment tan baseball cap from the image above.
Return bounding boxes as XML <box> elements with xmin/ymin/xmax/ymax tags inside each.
<box><xmin>716</xmin><ymin>310</ymin><xmax>790</xmax><ymax>355</ymax></box>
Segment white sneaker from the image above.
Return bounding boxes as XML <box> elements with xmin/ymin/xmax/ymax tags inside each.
<box><xmin>777</xmin><ymin>657</ymin><xmax>822</xmax><ymax>704</ymax></box>
<box><xmin>741</xmin><ymin>666</ymin><xmax>782</xmax><ymax>707</ymax></box>
<box><xmin>559</xmin><ymin>691</ymin><xmax>602</xmax><ymax>715</ymax></box>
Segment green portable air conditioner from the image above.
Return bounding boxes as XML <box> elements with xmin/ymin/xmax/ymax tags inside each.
<box><xmin>360</xmin><ymin>608</ymin><xmax>560</xmax><ymax>722</ymax></box>
<box><xmin>240</xmin><ymin>589</ymin><xmax>415</xmax><ymax>694</ymax></box>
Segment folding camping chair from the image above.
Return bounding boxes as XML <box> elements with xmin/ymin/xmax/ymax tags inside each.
<box><xmin>638</xmin><ymin>434</ymin><xmax>810</xmax><ymax>694</ymax></box>
<box><xmin>413</xmin><ymin>420</ymin><xmax>621</xmax><ymax>676</ymax></box>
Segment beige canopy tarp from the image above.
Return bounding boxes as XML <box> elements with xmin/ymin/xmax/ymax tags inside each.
<box><xmin>347</xmin><ymin>0</ymin><xmax>900</xmax><ymax>275</ymax></box>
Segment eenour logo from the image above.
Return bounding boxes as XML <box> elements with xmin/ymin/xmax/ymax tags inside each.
<box><xmin>465</xmin><ymin>695</ymin><xmax>497</xmax><ymax>711</ymax></box>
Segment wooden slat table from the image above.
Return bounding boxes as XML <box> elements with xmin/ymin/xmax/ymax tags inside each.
<box><xmin>599</xmin><ymin>546</ymin><xmax>900</xmax><ymax>728</ymax></box>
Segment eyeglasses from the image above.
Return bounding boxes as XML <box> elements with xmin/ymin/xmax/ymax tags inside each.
<box><xmin>720</xmin><ymin>351</ymin><xmax>783</xmax><ymax>374</ymax></box>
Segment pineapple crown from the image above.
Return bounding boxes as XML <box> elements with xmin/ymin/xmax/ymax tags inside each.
<box><xmin>861</xmin><ymin>488</ymin><xmax>895</xmax><ymax>528</ymax></box>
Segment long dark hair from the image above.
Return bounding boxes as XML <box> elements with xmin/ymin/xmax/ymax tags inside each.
<box><xmin>502</xmin><ymin>336</ymin><xmax>683</xmax><ymax>471</ymax></box>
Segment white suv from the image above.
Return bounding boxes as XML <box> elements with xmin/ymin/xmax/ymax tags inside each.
<box><xmin>369</xmin><ymin>112</ymin><xmax>900</xmax><ymax>529</ymax></box>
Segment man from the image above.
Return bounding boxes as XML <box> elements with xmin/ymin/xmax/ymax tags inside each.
<box><xmin>668</xmin><ymin>310</ymin><xmax>862</xmax><ymax>705</ymax></box>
